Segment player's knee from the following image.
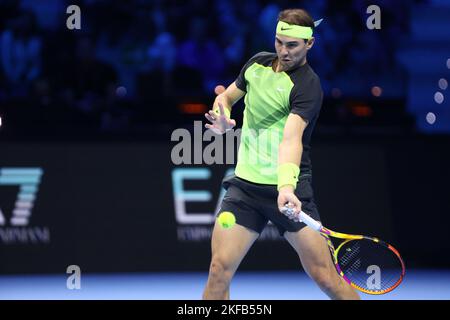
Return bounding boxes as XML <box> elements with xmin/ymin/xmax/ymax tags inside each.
<box><xmin>209</xmin><ymin>256</ymin><xmax>234</xmax><ymax>282</ymax></box>
<box><xmin>309</xmin><ymin>267</ymin><xmax>338</xmax><ymax>292</ymax></box>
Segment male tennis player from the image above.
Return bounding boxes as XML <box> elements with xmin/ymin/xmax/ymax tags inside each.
<box><xmin>202</xmin><ymin>9</ymin><xmax>360</xmax><ymax>300</ymax></box>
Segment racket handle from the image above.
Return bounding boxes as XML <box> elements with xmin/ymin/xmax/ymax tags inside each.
<box><xmin>281</xmin><ymin>205</ymin><xmax>322</xmax><ymax>231</ymax></box>
<box><xmin>298</xmin><ymin>210</ymin><xmax>322</xmax><ymax>231</ymax></box>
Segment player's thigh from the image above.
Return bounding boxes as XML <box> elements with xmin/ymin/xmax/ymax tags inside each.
<box><xmin>210</xmin><ymin>219</ymin><xmax>259</xmax><ymax>270</ymax></box>
<box><xmin>284</xmin><ymin>226</ymin><xmax>335</xmax><ymax>273</ymax></box>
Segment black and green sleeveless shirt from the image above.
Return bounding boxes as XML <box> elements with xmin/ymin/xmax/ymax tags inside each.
<box><xmin>234</xmin><ymin>51</ymin><xmax>323</xmax><ymax>185</ymax></box>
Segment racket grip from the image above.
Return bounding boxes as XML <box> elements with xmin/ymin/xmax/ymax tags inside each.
<box><xmin>298</xmin><ymin>211</ymin><xmax>322</xmax><ymax>231</ymax></box>
<box><xmin>281</xmin><ymin>205</ymin><xmax>322</xmax><ymax>231</ymax></box>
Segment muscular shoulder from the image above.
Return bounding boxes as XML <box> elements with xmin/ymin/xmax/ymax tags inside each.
<box><xmin>245</xmin><ymin>51</ymin><xmax>277</xmax><ymax>68</ymax></box>
<box><xmin>288</xmin><ymin>64</ymin><xmax>323</xmax><ymax>122</ymax></box>
<box><xmin>236</xmin><ymin>52</ymin><xmax>277</xmax><ymax>91</ymax></box>
<box><xmin>288</xmin><ymin>64</ymin><xmax>321</xmax><ymax>90</ymax></box>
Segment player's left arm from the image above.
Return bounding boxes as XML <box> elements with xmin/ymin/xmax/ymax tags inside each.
<box><xmin>276</xmin><ymin>114</ymin><xmax>307</xmax><ymax>213</ymax></box>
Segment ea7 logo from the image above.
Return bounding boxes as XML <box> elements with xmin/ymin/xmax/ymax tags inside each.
<box><xmin>0</xmin><ymin>168</ymin><xmax>43</xmax><ymax>226</ymax></box>
<box><xmin>172</xmin><ymin>168</ymin><xmax>233</xmax><ymax>224</ymax></box>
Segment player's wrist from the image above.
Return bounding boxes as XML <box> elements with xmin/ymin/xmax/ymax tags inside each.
<box><xmin>213</xmin><ymin>105</ymin><xmax>231</xmax><ymax>119</ymax></box>
<box><xmin>278</xmin><ymin>185</ymin><xmax>295</xmax><ymax>193</ymax></box>
<box><xmin>277</xmin><ymin>162</ymin><xmax>300</xmax><ymax>191</ymax></box>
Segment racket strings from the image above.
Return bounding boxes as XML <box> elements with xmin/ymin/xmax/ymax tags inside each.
<box><xmin>336</xmin><ymin>239</ymin><xmax>404</xmax><ymax>293</ymax></box>
<box><xmin>344</xmin><ymin>251</ymin><xmax>399</xmax><ymax>291</ymax></box>
<box><xmin>339</xmin><ymin>244</ymin><xmax>360</xmax><ymax>266</ymax></box>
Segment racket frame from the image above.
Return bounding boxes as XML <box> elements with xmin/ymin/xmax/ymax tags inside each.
<box><xmin>285</xmin><ymin>208</ymin><xmax>406</xmax><ymax>294</ymax></box>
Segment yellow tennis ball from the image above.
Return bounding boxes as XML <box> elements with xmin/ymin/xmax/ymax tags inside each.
<box><xmin>217</xmin><ymin>211</ymin><xmax>236</xmax><ymax>229</ymax></box>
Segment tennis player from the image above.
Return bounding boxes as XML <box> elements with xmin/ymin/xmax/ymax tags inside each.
<box><xmin>202</xmin><ymin>9</ymin><xmax>360</xmax><ymax>300</ymax></box>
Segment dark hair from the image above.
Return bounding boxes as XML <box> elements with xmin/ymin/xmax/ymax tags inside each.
<box><xmin>278</xmin><ymin>8</ymin><xmax>315</xmax><ymax>31</ymax></box>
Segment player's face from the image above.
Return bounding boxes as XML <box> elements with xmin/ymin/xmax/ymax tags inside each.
<box><xmin>274</xmin><ymin>34</ymin><xmax>314</xmax><ymax>71</ymax></box>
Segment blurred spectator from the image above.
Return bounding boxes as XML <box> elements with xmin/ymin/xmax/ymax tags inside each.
<box><xmin>53</xmin><ymin>36</ymin><xmax>118</xmax><ymax>129</ymax></box>
<box><xmin>255</xmin><ymin>3</ymin><xmax>280</xmax><ymax>50</ymax></box>
<box><xmin>0</xmin><ymin>0</ymin><xmax>20</xmax><ymax>31</ymax></box>
<box><xmin>177</xmin><ymin>17</ymin><xmax>226</xmax><ymax>92</ymax></box>
<box><xmin>0</xmin><ymin>10</ymin><xmax>42</xmax><ymax>96</ymax></box>
<box><xmin>0</xmin><ymin>0</ymin><xmax>427</xmax><ymax>135</ymax></box>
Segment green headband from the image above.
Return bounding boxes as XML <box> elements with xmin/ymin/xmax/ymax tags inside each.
<box><xmin>276</xmin><ymin>21</ymin><xmax>313</xmax><ymax>39</ymax></box>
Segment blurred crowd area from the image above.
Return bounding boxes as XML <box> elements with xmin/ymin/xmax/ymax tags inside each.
<box><xmin>0</xmin><ymin>0</ymin><xmax>427</xmax><ymax>136</ymax></box>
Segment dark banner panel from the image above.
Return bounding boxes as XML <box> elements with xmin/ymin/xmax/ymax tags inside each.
<box><xmin>1</xmin><ymin>137</ymin><xmax>449</xmax><ymax>274</ymax></box>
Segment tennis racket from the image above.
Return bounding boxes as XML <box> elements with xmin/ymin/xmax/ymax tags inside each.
<box><xmin>281</xmin><ymin>205</ymin><xmax>405</xmax><ymax>295</ymax></box>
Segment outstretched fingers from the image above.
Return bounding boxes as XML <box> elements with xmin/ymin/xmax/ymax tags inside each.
<box><xmin>205</xmin><ymin>112</ymin><xmax>216</xmax><ymax>123</ymax></box>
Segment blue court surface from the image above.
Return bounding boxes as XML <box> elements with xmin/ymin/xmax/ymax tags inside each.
<box><xmin>1</xmin><ymin>270</ymin><xmax>449</xmax><ymax>300</ymax></box>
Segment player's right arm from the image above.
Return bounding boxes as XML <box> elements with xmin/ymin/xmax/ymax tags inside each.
<box><xmin>205</xmin><ymin>82</ymin><xmax>245</xmax><ymax>134</ymax></box>
<box><xmin>212</xmin><ymin>82</ymin><xmax>245</xmax><ymax>114</ymax></box>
